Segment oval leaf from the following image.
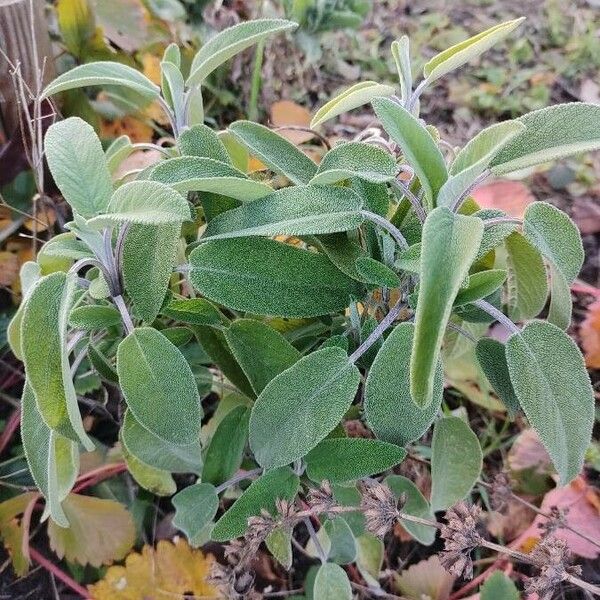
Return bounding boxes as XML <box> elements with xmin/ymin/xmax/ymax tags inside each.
<box><xmin>172</xmin><ymin>483</ymin><xmax>219</xmax><ymax>546</ymax></box>
<box><xmin>313</xmin><ymin>563</ymin><xmax>352</xmax><ymax>600</ymax></box>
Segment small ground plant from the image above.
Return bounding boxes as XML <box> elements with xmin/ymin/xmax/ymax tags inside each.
<box><xmin>6</xmin><ymin>15</ymin><xmax>600</xmax><ymax>599</ymax></box>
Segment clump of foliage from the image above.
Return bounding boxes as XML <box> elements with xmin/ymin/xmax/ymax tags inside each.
<box><xmin>6</xmin><ymin>14</ymin><xmax>600</xmax><ymax>598</ymax></box>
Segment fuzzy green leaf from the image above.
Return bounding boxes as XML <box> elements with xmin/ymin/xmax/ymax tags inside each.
<box><xmin>187</xmin><ymin>19</ymin><xmax>297</xmax><ymax>86</ymax></box>
<box><xmin>454</xmin><ymin>269</ymin><xmax>507</xmax><ymax>307</ymax></box>
<box><xmin>162</xmin><ymin>298</ymin><xmax>223</xmax><ymax>326</ymax></box>
<box><xmin>121</xmin><ymin>444</ymin><xmax>176</xmax><ymax>497</ymax></box>
<box><xmin>475</xmin><ymin>209</ymin><xmax>519</xmax><ymax>260</ymax></box>
<box><xmin>354</xmin><ymin>257</ymin><xmax>401</xmax><ymax>288</ymax></box>
<box><xmin>430</xmin><ymin>417</ymin><xmax>483</xmax><ymax>511</ymax></box>
<box><xmin>316</xmin><ymin>233</ymin><xmax>372</xmax><ymax>282</ymax></box>
<box><xmin>117</xmin><ymin>327</ymin><xmax>202</xmax><ymax>445</ymax></box>
<box><xmin>480</xmin><ymin>572</ymin><xmax>519</xmax><ymax>600</ymax></box>
<box><xmin>105</xmin><ymin>135</ymin><xmax>134</xmax><ymax>174</ymax></box>
<box><xmin>305</xmin><ymin>438</ymin><xmax>406</xmax><ymax>483</ymax></box>
<box><xmin>178</xmin><ymin>124</ymin><xmax>231</xmax><ymax>163</ymax></box>
<box><xmin>356</xmin><ymin>534</ymin><xmax>384</xmax><ymax>586</ymax></box>
<box><xmin>228</xmin><ymin>121</ymin><xmax>317</xmax><ymax>185</ymax></box>
<box><xmin>69</xmin><ymin>305</ymin><xmax>122</xmax><ymax>330</ymax></box>
<box><xmin>313</xmin><ymin>563</ymin><xmax>352</xmax><ymax>600</ymax></box>
<box><xmin>172</xmin><ymin>483</ymin><xmax>219</xmax><ymax>546</ymax></box>
<box><xmin>365</xmin><ymin>323</ymin><xmax>442</xmax><ymax>445</ymax></box>
<box><xmin>310</xmin><ymin>81</ymin><xmax>395</xmax><ymax>128</ymax></box>
<box><xmin>160</xmin><ymin>60</ymin><xmax>184</xmax><ymax>123</ymax></box>
<box><xmin>309</xmin><ymin>142</ymin><xmax>396</xmax><ymax>185</ymax></box>
<box><xmin>392</xmin><ymin>36</ymin><xmax>412</xmax><ymax>104</ymax></box>
<box><xmin>211</xmin><ymin>467</ymin><xmax>300</xmax><ymax>541</ymax></box>
<box><xmin>189</xmin><ymin>237</ymin><xmax>364</xmax><ymax>318</ymax></box>
<box><xmin>249</xmin><ymin>347</ymin><xmax>360</xmax><ymax>469</ymax></box>
<box><xmin>491</xmin><ymin>103</ymin><xmax>600</xmax><ymax>174</ymax></box>
<box><xmin>505</xmin><ymin>321</ymin><xmax>594</xmax><ymax>484</ymax></box>
<box><xmin>372</xmin><ymin>97</ymin><xmax>447</xmax><ymax>208</ymax></box>
<box><xmin>547</xmin><ymin>263</ymin><xmax>572</xmax><ymax>330</ymax></box>
<box><xmin>410</xmin><ymin>208</ymin><xmax>484</xmax><ymax>407</ymax></box>
<box><xmin>266</xmin><ymin>526</ymin><xmax>293</xmax><ymax>570</ymax></box>
<box><xmin>44</xmin><ymin>117</ymin><xmax>113</xmax><ymax>218</ymax></box>
<box><xmin>87</xmin><ymin>344</ymin><xmax>119</xmax><ymax>383</ymax></box>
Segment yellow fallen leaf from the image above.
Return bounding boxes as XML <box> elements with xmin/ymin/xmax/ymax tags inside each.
<box><xmin>88</xmin><ymin>538</ymin><xmax>219</xmax><ymax>600</ymax></box>
<box><xmin>270</xmin><ymin>100</ymin><xmax>314</xmax><ymax>144</ymax></box>
<box><xmin>101</xmin><ymin>117</ymin><xmax>153</xmax><ymax>143</ymax></box>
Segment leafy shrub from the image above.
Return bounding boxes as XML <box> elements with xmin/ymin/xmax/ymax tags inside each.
<box><xmin>8</xmin><ymin>15</ymin><xmax>600</xmax><ymax>596</ymax></box>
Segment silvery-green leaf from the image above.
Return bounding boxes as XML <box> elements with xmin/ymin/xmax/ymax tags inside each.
<box><xmin>178</xmin><ymin>124</ymin><xmax>230</xmax><ymax>163</ymax></box>
<box><xmin>121</xmin><ymin>444</ymin><xmax>176</xmax><ymax>497</ymax></box>
<box><xmin>69</xmin><ymin>305</ymin><xmax>122</xmax><ymax>330</ymax></box>
<box><xmin>547</xmin><ymin>264</ymin><xmax>572</xmax><ymax>330</ymax></box>
<box><xmin>391</xmin><ymin>36</ymin><xmax>412</xmax><ymax>104</ymax></box>
<box><xmin>313</xmin><ymin>563</ymin><xmax>352</xmax><ymax>600</ymax></box>
<box><xmin>172</xmin><ymin>483</ymin><xmax>218</xmax><ymax>546</ymax></box>
<box><xmin>266</xmin><ymin>526</ymin><xmax>293</xmax><ymax>570</ymax></box>
<box><xmin>105</xmin><ymin>135</ymin><xmax>134</xmax><ymax>174</ymax></box>
<box><xmin>475</xmin><ymin>209</ymin><xmax>518</xmax><ymax>260</ymax></box>
<box><xmin>160</xmin><ymin>60</ymin><xmax>185</xmax><ymax>123</ymax></box>
<box><xmin>356</xmin><ymin>534</ymin><xmax>383</xmax><ymax>587</ymax></box>
<box><xmin>481</xmin><ymin>572</ymin><xmax>519</xmax><ymax>600</ymax></box>
<box><xmin>453</xmin><ymin>269</ymin><xmax>507</xmax><ymax>307</ymax></box>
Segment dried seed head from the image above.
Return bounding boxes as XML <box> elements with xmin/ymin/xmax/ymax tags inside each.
<box><xmin>306</xmin><ymin>481</ymin><xmax>338</xmax><ymax>517</ymax></box>
<box><xmin>275</xmin><ymin>497</ymin><xmax>299</xmax><ymax>526</ymax></box>
<box><xmin>439</xmin><ymin>502</ymin><xmax>483</xmax><ymax>579</ymax></box>
<box><xmin>489</xmin><ymin>472</ymin><xmax>513</xmax><ymax>512</ymax></box>
<box><xmin>538</xmin><ymin>506</ymin><xmax>568</xmax><ymax>536</ymax></box>
<box><xmin>360</xmin><ymin>481</ymin><xmax>402</xmax><ymax>539</ymax></box>
<box><xmin>208</xmin><ymin>562</ymin><xmax>239</xmax><ymax>598</ymax></box>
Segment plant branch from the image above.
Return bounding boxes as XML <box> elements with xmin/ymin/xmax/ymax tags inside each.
<box><xmin>29</xmin><ymin>547</ymin><xmax>90</xmax><ymax>598</ymax></box>
<box><xmin>473</xmin><ymin>300</ymin><xmax>520</xmax><ymax>335</ymax></box>
<box><xmin>391</xmin><ymin>179</ymin><xmax>426</xmax><ymax>223</ymax></box>
<box><xmin>360</xmin><ymin>210</ymin><xmax>409</xmax><ymax>250</ymax></box>
<box><xmin>112</xmin><ymin>294</ymin><xmax>134</xmax><ymax>334</ymax></box>
<box><xmin>215</xmin><ymin>468</ymin><xmax>263</xmax><ymax>494</ymax></box>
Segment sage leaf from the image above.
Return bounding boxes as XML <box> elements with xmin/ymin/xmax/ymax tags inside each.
<box><xmin>410</xmin><ymin>208</ymin><xmax>484</xmax><ymax>407</ymax></box>
<box><xmin>212</xmin><ymin>467</ymin><xmax>300</xmax><ymax>541</ymax></box>
<box><xmin>305</xmin><ymin>438</ymin><xmax>406</xmax><ymax>483</ymax></box>
<box><xmin>44</xmin><ymin>117</ymin><xmax>113</xmax><ymax>218</ymax></box>
<box><xmin>481</xmin><ymin>572</ymin><xmax>519</xmax><ymax>600</ymax></box>
<box><xmin>178</xmin><ymin>124</ymin><xmax>231</xmax><ymax>163</ymax></box>
<box><xmin>87</xmin><ymin>344</ymin><xmax>118</xmax><ymax>383</ymax></box>
<box><xmin>249</xmin><ymin>347</ymin><xmax>361</xmax><ymax>468</ymax></box>
<box><xmin>311</xmin><ymin>81</ymin><xmax>395</xmax><ymax>128</ymax></box>
<box><xmin>365</xmin><ymin>323</ymin><xmax>442</xmax><ymax>445</ymax></box>
<box><xmin>187</xmin><ymin>19</ymin><xmax>297</xmax><ymax>86</ymax></box>
<box><xmin>228</xmin><ymin>121</ymin><xmax>317</xmax><ymax>185</ymax></box>
<box><xmin>475</xmin><ymin>209</ymin><xmax>518</xmax><ymax>260</ymax></box>
<box><xmin>356</xmin><ymin>534</ymin><xmax>384</xmax><ymax>587</ymax></box>
<box><xmin>491</xmin><ymin>103</ymin><xmax>600</xmax><ymax>174</ymax></box>
<box><xmin>160</xmin><ymin>60</ymin><xmax>184</xmax><ymax>123</ymax></box>
<box><xmin>105</xmin><ymin>135</ymin><xmax>134</xmax><ymax>174</ymax></box>
<box><xmin>117</xmin><ymin>327</ymin><xmax>202</xmax><ymax>445</ymax></box>
<box><xmin>202</xmin><ymin>186</ymin><xmax>364</xmax><ymax>241</ymax></box>
<box><xmin>372</xmin><ymin>97</ymin><xmax>447</xmax><ymax>208</ymax></box>
<box><xmin>172</xmin><ymin>483</ymin><xmax>219</xmax><ymax>546</ymax></box>
<box><xmin>354</xmin><ymin>256</ymin><xmax>401</xmax><ymax>288</ymax></box>
<box><xmin>8</xmin><ymin>262</ymin><xmax>41</xmax><ymax>360</ymax></box>
<box><xmin>392</xmin><ymin>36</ymin><xmax>412</xmax><ymax>104</ymax></box>
<box><xmin>316</xmin><ymin>233</ymin><xmax>372</xmax><ymax>283</ymax></box>
<box><xmin>313</xmin><ymin>563</ymin><xmax>352</xmax><ymax>600</ymax></box>
<box><xmin>309</xmin><ymin>142</ymin><xmax>397</xmax><ymax>185</ymax></box>
<box><xmin>266</xmin><ymin>526</ymin><xmax>293</xmax><ymax>570</ymax></box>
<box><xmin>322</xmin><ymin>518</ymin><xmax>357</xmax><ymax>565</ymax></box>
<box><xmin>121</xmin><ymin>443</ymin><xmax>176</xmax><ymax>497</ymax></box>
<box><xmin>547</xmin><ymin>264</ymin><xmax>572</xmax><ymax>330</ymax></box>
<box><xmin>69</xmin><ymin>305</ymin><xmax>122</xmax><ymax>330</ymax></box>
<box><xmin>430</xmin><ymin>417</ymin><xmax>483</xmax><ymax>511</ymax></box>
<box><xmin>505</xmin><ymin>321</ymin><xmax>594</xmax><ymax>484</ymax></box>
<box><xmin>189</xmin><ymin>237</ymin><xmax>364</xmax><ymax>318</ymax></box>
<box><xmin>162</xmin><ymin>298</ymin><xmax>223</xmax><ymax>326</ymax></box>
<box><xmin>454</xmin><ymin>269</ymin><xmax>507</xmax><ymax>307</ymax></box>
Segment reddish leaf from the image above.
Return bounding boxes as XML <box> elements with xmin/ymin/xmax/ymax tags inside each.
<box><xmin>581</xmin><ymin>299</ymin><xmax>600</xmax><ymax>369</ymax></box>
<box><xmin>270</xmin><ymin>100</ymin><xmax>314</xmax><ymax>144</ymax></box>
<box><xmin>472</xmin><ymin>180</ymin><xmax>534</xmax><ymax>218</ymax></box>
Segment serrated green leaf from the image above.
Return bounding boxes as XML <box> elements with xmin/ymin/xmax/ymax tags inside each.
<box><xmin>187</xmin><ymin>19</ymin><xmax>297</xmax><ymax>86</ymax></box>
<box><xmin>211</xmin><ymin>466</ymin><xmax>300</xmax><ymax>541</ymax></box>
<box><xmin>410</xmin><ymin>208</ymin><xmax>483</xmax><ymax>407</ymax></box>
<box><xmin>172</xmin><ymin>483</ymin><xmax>219</xmax><ymax>546</ymax></box>
<box><xmin>228</xmin><ymin>121</ymin><xmax>317</xmax><ymax>185</ymax></box>
<box><xmin>44</xmin><ymin>117</ymin><xmax>113</xmax><ymax>218</ymax></box>
<box><xmin>430</xmin><ymin>417</ymin><xmax>483</xmax><ymax>511</ymax></box>
<box><xmin>355</xmin><ymin>257</ymin><xmax>400</xmax><ymax>288</ymax></box>
<box><xmin>480</xmin><ymin>571</ymin><xmax>519</xmax><ymax>600</ymax></box>
<box><xmin>189</xmin><ymin>237</ymin><xmax>364</xmax><ymax>318</ymax></box>
<box><xmin>162</xmin><ymin>298</ymin><xmax>223</xmax><ymax>326</ymax></box>
<box><xmin>149</xmin><ymin>156</ymin><xmax>273</xmax><ymax>201</ymax></box>
<box><xmin>454</xmin><ymin>269</ymin><xmax>507</xmax><ymax>307</ymax></box>
<box><xmin>313</xmin><ymin>563</ymin><xmax>352</xmax><ymax>600</ymax></box>
<box><xmin>491</xmin><ymin>103</ymin><xmax>600</xmax><ymax>174</ymax></box>
<box><xmin>117</xmin><ymin>327</ymin><xmax>202</xmax><ymax>445</ymax></box>
<box><xmin>201</xmin><ymin>186</ymin><xmax>364</xmax><ymax>242</ymax></box>
<box><xmin>506</xmin><ymin>320</ymin><xmax>594</xmax><ymax>484</ymax></box>
<box><xmin>224</xmin><ymin>319</ymin><xmax>301</xmax><ymax>395</ymax></box>
<box><xmin>305</xmin><ymin>438</ymin><xmax>406</xmax><ymax>483</ymax></box>
<box><xmin>309</xmin><ymin>142</ymin><xmax>396</xmax><ymax>185</ymax></box>
<box><xmin>249</xmin><ymin>347</ymin><xmax>360</xmax><ymax>468</ymax></box>
<box><xmin>423</xmin><ymin>18</ymin><xmax>525</xmax><ymax>83</ymax></box>
<box><xmin>121</xmin><ymin>410</ymin><xmax>202</xmax><ymax>474</ymax></box>
<box><xmin>365</xmin><ymin>323</ymin><xmax>442</xmax><ymax>445</ymax></box>
<box><xmin>178</xmin><ymin>124</ymin><xmax>230</xmax><ymax>163</ymax></box>
<box><xmin>311</xmin><ymin>81</ymin><xmax>395</xmax><ymax>128</ymax></box>
<box><xmin>69</xmin><ymin>304</ymin><xmax>121</xmax><ymax>330</ymax></box>
<box><xmin>266</xmin><ymin>526</ymin><xmax>293</xmax><ymax>570</ymax></box>
<box><xmin>372</xmin><ymin>97</ymin><xmax>447</xmax><ymax>208</ymax></box>
<box><xmin>42</xmin><ymin>61</ymin><xmax>160</xmax><ymax>100</ymax></box>
<box><xmin>122</xmin><ymin>223</ymin><xmax>180</xmax><ymax>323</ymax></box>
<box><xmin>505</xmin><ymin>232</ymin><xmax>548</xmax><ymax>321</ymax></box>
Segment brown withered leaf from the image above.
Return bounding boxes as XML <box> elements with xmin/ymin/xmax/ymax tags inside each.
<box><xmin>270</xmin><ymin>100</ymin><xmax>314</xmax><ymax>144</ymax></box>
<box><xmin>472</xmin><ymin>180</ymin><xmax>534</xmax><ymax>218</ymax></box>
<box><xmin>580</xmin><ymin>299</ymin><xmax>600</xmax><ymax>369</ymax></box>
<box><xmin>394</xmin><ymin>555</ymin><xmax>455</xmax><ymax>600</ymax></box>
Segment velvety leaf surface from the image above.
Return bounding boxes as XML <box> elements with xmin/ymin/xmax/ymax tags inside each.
<box><xmin>453</xmin><ymin>269</ymin><xmax>507</xmax><ymax>307</ymax></box>
<box><xmin>480</xmin><ymin>572</ymin><xmax>519</xmax><ymax>600</ymax></box>
<box><xmin>122</xmin><ymin>444</ymin><xmax>176</xmax><ymax>497</ymax></box>
<box><xmin>547</xmin><ymin>263</ymin><xmax>572</xmax><ymax>330</ymax></box>
<box><xmin>313</xmin><ymin>563</ymin><xmax>352</xmax><ymax>600</ymax></box>
<box><xmin>266</xmin><ymin>526</ymin><xmax>293</xmax><ymax>570</ymax></box>
<box><xmin>162</xmin><ymin>298</ymin><xmax>223</xmax><ymax>326</ymax></box>
<box><xmin>178</xmin><ymin>124</ymin><xmax>230</xmax><ymax>163</ymax></box>
<box><xmin>354</xmin><ymin>257</ymin><xmax>401</xmax><ymax>288</ymax></box>
<box><xmin>69</xmin><ymin>304</ymin><xmax>122</xmax><ymax>330</ymax></box>
<box><xmin>172</xmin><ymin>483</ymin><xmax>219</xmax><ymax>546</ymax></box>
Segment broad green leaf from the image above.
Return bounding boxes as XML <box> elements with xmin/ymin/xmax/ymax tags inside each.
<box><xmin>121</xmin><ymin>444</ymin><xmax>176</xmax><ymax>496</ymax></box>
<box><xmin>480</xmin><ymin>572</ymin><xmax>519</xmax><ymax>600</ymax></box>
<box><xmin>87</xmin><ymin>181</ymin><xmax>191</xmax><ymax>228</ymax></box>
<box><xmin>365</xmin><ymin>323</ymin><xmax>442</xmax><ymax>445</ymax></box>
<box><xmin>159</xmin><ymin>327</ymin><xmax>192</xmax><ymax>347</ymax></box>
<box><xmin>162</xmin><ymin>298</ymin><xmax>223</xmax><ymax>326</ymax></box>
<box><xmin>355</xmin><ymin>256</ymin><xmax>401</xmax><ymax>288</ymax></box>
<box><xmin>350</xmin><ymin>177</ymin><xmax>390</xmax><ymax>216</ymax></box>
<box><xmin>547</xmin><ymin>263</ymin><xmax>572</xmax><ymax>330</ymax></box>
<box><xmin>323</xmin><ymin>518</ymin><xmax>357</xmax><ymax>565</ymax></box>
<box><xmin>391</xmin><ymin>36</ymin><xmax>412</xmax><ymax>104</ymax></box>
<box><xmin>224</xmin><ymin>319</ymin><xmax>301</xmax><ymax>395</ymax></box>
<box><xmin>266</xmin><ymin>526</ymin><xmax>293</xmax><ymax>570</ymax></box>
<box><xmin>202</xmin><ymin>406</ymin><xmax>249</xmax><ymax>486</ymax></box>
<box><xmin>228</xmin><ymin>121</ymin><xmax>317</xmax><ymax>185</ymax></box>
<box><xmin>211</xmin><ymin>467</ymin><xmax>300</xmax><ymax>541</ymax></box>
<box><xmin>430</xmin><ymin>417</ymin><xmax>483</xmax><ymax>511</ymax></box>
<box><xmin>372</xmin><ymin>97</ymin><xmax>447</xmax><ymax>208</ymax></box>
<box><xmin>69</xmin><ymin>304</ymin><xmax>121</xmax><ymax>330</ymax></box>
<box><xmin>305</xmin><ymin>438</ymin><xmax>406</xmax><ymax>483</ymax></box>
<box><xmin>313</xmin><ymin>563</ymin><xmax>352</xmax><ymax>600</ymax></box>
<box><xmin>475</xmin><ymin>338</ymin><xmax>520</xmax><ymax>416</ymax></box>
<box><xmin>105</xmin><ymin>135</ymin><xmax>134</xmax><ymax>174</ymax></box>
<box><xmin>249</xmin><ymin>347</ymin><xmax>360</xmax><ymax>468</ymax></box>
<box><xmin>44</xmin><ymin>117</ymin><xmax>113</xmax><ymax>218</ymax></box>
<box><xmin>475</xmin><ymin>209</ymin><xmax>518</xmax><ymax>260</ymax></box>
<box><xmin>187</xmin><ymin>19</ymin><xmax>297</xmax><ymax>86</ymax></box>
<box><xmin>88</xmin><ymin>344</ymin><xmax>118</xmax><ymax>383</ymax></box>
<box><xmin>491</xmin><ymin>103</ymin><xmax>600</xmax><ymax>174</ymax></box>
<box><xmin>219</xmin><ymin>131</ymin><xmax>249</xmax><ymax>172</ymax></box>
<box><xmin>202</xmin><ymin>186</ymin><xmax>364</xmax><ymax>241</ymax></box>
<box><xmin>437</xmin><ymin>121</ymin><xmax>525</xmax><ymax>207</ymax></box>
<box><xmin>21</xmin><ymin>384</ymin><xmax>79</xmax><ymax>528</ymax></box>
<box><xmin>356</xmin><ymin>534</ymin><xmax>383</xmax><ymax>587</ymax></box>
<box><xmin>122</xmin><ymin>223</ymin><xmax>180</xmax><ymax>323</ymax></box>
<box><xmin>149</xmin><ymin>156</ymin><xmax>273</xmax><ymax>201</ymax></box>
<box><xmin>410</xmin><ymin>208</ymin><xmax>483</xmax><ymax>407</ymax></box>
<box><xmin>423</xmin><ymin>18</ymin><xmax>525</xmax><ymax>83</ymax></box>
<box><xmin>316</xmin><ymin>233</ymin><xmax>372</xmax><ymax>283</ymax></box>
<box><xmin>310</xmin><ymin>81</ymin><xmax>395</xmax><ymax>128</ymax></box>
<box><xmin>189</xmin><ymin>237</ymin><xmax>364</xmax><ymax>318</ymax></box>
<box><xmin>395</xmin><ymin>243</ymin><xmax>421</xmax><ymax>274</ymax></box>
<box><xmin>21</xmin><ymin>272</ymin><xmax>93</xmax><ymax>449</ymax></box>
<box><xmin>42</xmin><ymin>61</ymin><xmax>160</xmax><ymax>100</ymax></box>
<box><xmin>523</xmin><ymin>201</ymin><xmax>583</xmax><ymax>283</ymax></box>
<box><xmin>454</xmin><ymin>269</ymin><xmax>507</xmax><ymax>307</ymax></box>
<box><xmin>505</xmin><ymin>232</ymin><xmax>548</xmax><ymax>321</ymax></box>
<box><xmin>160</xmin><ymin>60</ymin><xmax>184</xmax><ymax>123</ymax></box>
<box><xmin>178</xmin><ymin>124</ymin><xmax>230</xmax><ymax>163</ymax></box>
<box><xmin>309</xmin><ymin>142</ymin><xmax>396</xmax><ymax>185</ymax></box>
<box><xmin>172</xmin><ymin>483</ymin><xmax>218</xmax><ymax>546</ymax></box>
<box><xmin>506</xmin><ymin>321</ymin><xmax>594</xmax><ymax>484</ymax></box>
<box><xmin>121</xmin><ymin>410</ymin><xmax>203</xmax><ymax>474</ymax></box>
<box><xmin>117</xmin><ymin>327</ymin><xmax>202</xmax><ymax>445</ymax></box>
<box><xmin>39</xmin><ymin>233</ymin><xmax>92</xmax><ymax>261</ymax></box>
<box><xmin>385</xmin><ymin>475</ymin><xmax>436</xmax><ymax>545</ymax></box>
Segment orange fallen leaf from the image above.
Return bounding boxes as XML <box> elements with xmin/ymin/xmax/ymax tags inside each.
<box><xmin>471</xmin><ymin>180</ymin><xmax>534</xmax><ymax>218</ymax></box>
<box><xmin>141</xmin><ymin>53</ymin><xmax>161</xmax><ymax>85</ymax></box>
<box><xmin>101</xmin><ymin>117</ymin><xmax>153</xmax><ymax>144</ymax></box>
<box><xmin>270</xmin><ymin>100</ymin><xmax>314</xmax><ymax>144</ymax></box>
<box><xmin>580</xmin><ymin>299</ymin><xmax>600</xmax><ymax>369</ymax></box>
<box><xmin>24</xmin><ymin>205</ymin><xmax>56</xmax><ymax>233</ymax></box>
<box><xmin>0</xmin><ymin>252</ymin><xmax>19</xmax><ymax>287</ymax></box>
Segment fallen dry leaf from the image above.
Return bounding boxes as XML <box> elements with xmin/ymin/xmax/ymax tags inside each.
<box><xmin>270</xmin><ymin>99</ymin><xmax>314</xmax><ymax>144</ymax></box>
<box><xmin>23</xmin><ymin>205</ymin><xmax>56</xmax><ymax>233</ymax></box>
<box><xmin>581</xmin><ymin>299</ymin><xmax>600</xmax><ymax>369</ymax></box>
<box><xmin>101</xmin><ymin>117</ymin><xmax>153</xmax><ymax>144</ymax></box>
<box><xmin>113</xmin><ymin>149</ymin><xmax>163</xmax><ymax>181</ymax></box>
<box><xmin>507</xmin><ymin>429</ymin><xmax>553</xmax><ymax>475</ymax></box>
<box><xmin>486</xmin><ymin>498</ymin><xmax>536</xmax><ymax>542</ymax></box>
<box><xmin>394</xmin><ymin>555</ymin><xmax>455</xmax><ymax>600</ymax></box>
<box><xmin>472</xmin><ymin>180</ymin><xmax>535</xmax><ymax>218</ymax></box>
<box><xmin>0</xmin><ymin>251</ymin><xmax>19</xmax><ymax>286</ymax></box>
